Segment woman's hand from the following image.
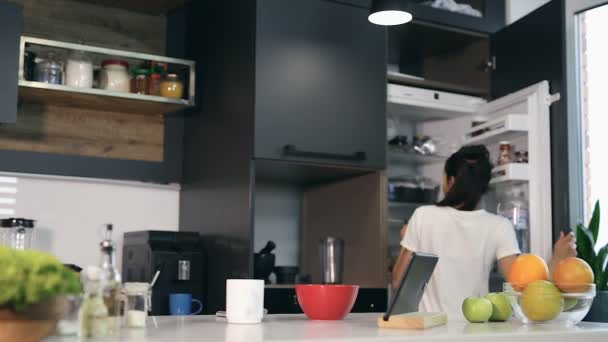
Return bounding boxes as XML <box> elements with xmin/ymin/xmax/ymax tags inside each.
<box><xmin>553</xmin><ymin>232</ymin><xmax>577</xmax><ymax>260</ymax></box>
<box><xmin>550</xmin><ymin>232</ymin><xmax>577</xmax><ymax>274</ymax></box>
<box><xmin>400</xmin><ymin>224</ymin><xmax>408</xmax><ymax>241</ymax></box>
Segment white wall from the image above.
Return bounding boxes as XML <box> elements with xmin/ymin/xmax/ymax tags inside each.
<box><xmin>254</xmin><ymin>182</ymin><xmax>301</xmax><ymax>267</ymax></box>
<box><xmin>2</xmin><ymin>173</ymin><xmax>179</xmax><ymax>268</ymax></box>
<box><xmin>506</xmin><ymin>0</ymin><xmax>551</xmax><ymax>24</ymax></box>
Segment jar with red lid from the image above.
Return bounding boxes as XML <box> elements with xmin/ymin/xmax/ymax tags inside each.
<box><xmin>497</xmin><ymin>142</ymin><xmax>513</xmax><ymax>165</ymax></box>
<box><xmin>100</xmin><ymin>59</ymin><xmax>130</xmax><ymax>92</ymax></box>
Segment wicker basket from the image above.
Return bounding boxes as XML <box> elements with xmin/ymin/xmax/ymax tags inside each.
<box><xmin>0</xmin><ymin>297</ymin><xmax>69</xmax><ymax>342</ymax></box>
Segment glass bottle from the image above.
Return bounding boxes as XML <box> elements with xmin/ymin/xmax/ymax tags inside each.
<box><xmin>79</xmin><ymin>266</ymin><xmax>109</xmax><ymax>339</ymax></box>
<box><xmin>497</xmin><ymin>187</ymin><xmax>530</xmax><ymax>253</ymax></box>
<box><xmin>99</xmin><ymin>224</ymin><xmax>122</xmax><ymax>335</ymax></box>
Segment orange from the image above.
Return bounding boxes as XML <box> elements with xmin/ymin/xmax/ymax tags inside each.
<box><xmin>507</xmin><ymin>254</ymin><xmax>549</xmax><ymax>291</ymax></box>
<box><xmin>553</xmin><ymin>257</ymin><xmax>594</xmax><ymax>293</ymax></box>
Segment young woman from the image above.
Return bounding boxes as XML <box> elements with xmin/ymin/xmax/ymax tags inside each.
<box><xmin>392</xmin><ymin>145</ymin><xmax>576</xmax><ymax>316</ymax></box>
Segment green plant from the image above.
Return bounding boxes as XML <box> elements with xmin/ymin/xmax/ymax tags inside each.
<box><xmin>576</xmin><ymin>201</ymin><xmax>608</xmax><ymax>291</ymax></box>
<box><xmin>0</xmin><ymin>247</ymin><xmax>81</xmax><ymax>312</ymax></box>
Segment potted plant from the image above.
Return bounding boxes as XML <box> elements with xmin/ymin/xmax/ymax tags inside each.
<box><xmin>576</xmin><ymin>201</ymin><xmax>608</xmax><ymax>322</ymax></box>
<box><xmin>0</xmin><ymin>247</ymin><xmax>81</xmax><ymax>342</ymax></box>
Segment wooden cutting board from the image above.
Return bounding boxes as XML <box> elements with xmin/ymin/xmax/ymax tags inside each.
<box><xmin>377</xmin><ymin>312</ymin><xmax>448</xmax><ymax>330</ymax></box>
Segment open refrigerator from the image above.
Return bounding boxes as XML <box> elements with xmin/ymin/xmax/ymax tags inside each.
<box><xmin>386</xmin><ymin>81</ymin><xmax>559</xmax><ymax>278</ymax></box>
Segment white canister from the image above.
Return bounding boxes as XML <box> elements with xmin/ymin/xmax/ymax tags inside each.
<box><xmin>100</xmin><ymin>59</ymin><xmax>130</xmax><ymax>92</ymax></box>
<box><xmin>65</xmin><ymin>51</ymin><xmax>93</xmax><ymax>88</ymax></box>
<box><xmin>226</xmin><ymin>279</ymin><xmax>264</xmax><ymax>324</ymax></box>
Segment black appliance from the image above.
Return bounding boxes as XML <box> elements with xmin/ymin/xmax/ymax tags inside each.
<box><xmin>254</xmin><ymin>241</ymin><xmax>276</xmax><ymax>283</ymax></box>
<box><xmin>122</xmin><ymin>231</ymin><xmax>206</xmax><ymax>316</ymax></box>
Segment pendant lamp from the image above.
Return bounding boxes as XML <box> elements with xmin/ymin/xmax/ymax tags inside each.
<box><xmin>369</xmin><ymin>0</ymin><xmax>413</xmax><ymax>26</ymax></box>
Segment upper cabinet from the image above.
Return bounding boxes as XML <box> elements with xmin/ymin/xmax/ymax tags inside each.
<box><xmin>254</xmin><ymin>0</ymin><xmax>387</xmax><ymax>170</ymax></box>
<box><xmin>331</xmin><ymin>0</ymin><xmax>506</xmax><ymax>33</ymax></box>
<box><xmin>0</xmin><ymin>2</ymin><xmax>23</xmax><ymax>124</ymax></box>
<box><xmin>0</xmin><ymin>0</ymin><xmax>196</xmax><ymax>183</ymax></box>
<box><xmin>407</xmin><ymin>0</ymin><xmax>506</xmax><ymax>34</ymax></box>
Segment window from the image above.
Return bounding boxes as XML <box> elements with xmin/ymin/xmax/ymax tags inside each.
<box><xmin>579</xmin><ymin>5</ymin><xmax>608</xmax><ymax>248</ymax></box>
<box><xmin>0</xmin><ymin>176</ymin><xmax>17</xmax><ymax>217</ymax></box>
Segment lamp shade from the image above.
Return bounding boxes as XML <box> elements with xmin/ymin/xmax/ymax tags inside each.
<box><xmin>368</xmin><ymin>0</ymin><xmax>413</xmax><ymax>26</ymax></box>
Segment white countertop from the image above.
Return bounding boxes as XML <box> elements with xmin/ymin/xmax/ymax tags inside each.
<box><xmin>47</xmin><ymin>313</ymin><xmax>608</xmax><ymax>342</ymax></box>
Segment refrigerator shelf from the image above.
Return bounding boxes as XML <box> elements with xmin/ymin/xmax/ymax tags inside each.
<box><xmin>490</xmin><ymin>163</ymin><xmax>529</xmax><ymax>185</ymax></box>
<box><xmin>387</xmin><ymin>150</ymin><xmax>447</xmax><ymax>165</ymax></box>
<box><xmin>388</xmin><ymin>218</ymin><xmax>406</xmax><ymax>226</ymax></box>
<box><xmin>387</xmin><ymin>82</ymin><xmax>485</xmax><ymax>122</ymax></box>
<box><xmin>464</xmin><ymin>114</ymin><xmax>528</xmax><ymax>146</ymax></box>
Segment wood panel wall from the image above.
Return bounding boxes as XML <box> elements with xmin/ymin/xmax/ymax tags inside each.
<box><xmin>1</xmin><ymin>0</ymin><xmax>168</xmax><ymax>162</ymax></box>
<box><xmin>15</xmin><ymin>0</ymin><xmax>166</xmax><ymax>54</ymax></box>
<box><xmin>0</xmin><ymin>104</ymin><xmax>164</xmax><ymax>162</ymax></box>
<box><xmin>302</xmin><ymin>172</ymin><xmax>388</xmax><ymax>288</ymax></box>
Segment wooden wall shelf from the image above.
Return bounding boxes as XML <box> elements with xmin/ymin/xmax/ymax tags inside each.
<box><xmin>19</xmin><ymin>36</ymin><xmax>196</xmax><ymax>115</ymax></box>
<box><xmin>19</xmin><ymin>81</ymin><xmax>192</xmax><ymax>116</ymax></box>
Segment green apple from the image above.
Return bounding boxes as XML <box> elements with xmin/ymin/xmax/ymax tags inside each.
<box><xmin>485</xmin><ymin>292</ymin><xmax>513</xmax><ymax>322</ymax></box>
<box><xmin>564</xmin><ymin>298</ymin><xmax>578</xmax><ymax>312</ymax></box>
<box><xmin>462</xmin><ymin>297</ymin><xmax>493</xmax><ymax>323</ymax></box>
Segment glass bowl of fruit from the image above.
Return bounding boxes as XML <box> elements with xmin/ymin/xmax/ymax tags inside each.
<box><xmin>504</xmin><ymin>281</ymin><xmax>596</xmax><ymax>326</ymax></box>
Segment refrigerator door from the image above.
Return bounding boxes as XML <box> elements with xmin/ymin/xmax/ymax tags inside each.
<box><xmin>417</xmin><ymin>81</ymin><xmax>555</xmax><ymax>260</ymax></box>
<box><xmin>475</xmin><ymin>81</ymin><xmax>555</xmax><ymax>261</ymax></box>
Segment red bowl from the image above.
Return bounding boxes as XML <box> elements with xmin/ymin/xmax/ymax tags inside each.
<box><xmin>295</xmin><ymin>284</ymin><xmax>359</xmax><ymax>320</ymax></box>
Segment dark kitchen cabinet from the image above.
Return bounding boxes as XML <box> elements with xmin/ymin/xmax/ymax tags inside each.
<box><xmin>0</xmin><ymin>2</ymin><xmax>23</xmax><ymax>124</ymax></box>
<box><xmin>407</xmin><ymin>0</ymin><xmax>506</xmax><ymax>34</ymax></box>
<box><xmin>255</xmin><ymin>0</ymin><xmax>386</xmax><ymax>169</ymax></box>
<box><xmin>0</xmin><ymin>1</ymin><xmax>185</xmax><ymax>184</ymax></box>
<box><xmin>323</xmin><ymin>0</ymin><xmax>506</xmax><ymax>34</ymax></box>
<box><xmin>179</xmin><ymin>0</ymin><xmax>388</xmax><ymax>313</ymax></box>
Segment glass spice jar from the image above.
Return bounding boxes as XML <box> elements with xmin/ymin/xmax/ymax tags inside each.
<box><xmin>100</xmin><ymin>59</ymin><xmax>130</xmax><ymax>92</ymax></box>
<box><xmin>130</xmin><ymin>69</ymin><xmax>150</xmax><ymax>95</ymax></box>
<box><xmin>148</xmin><ymin>72</ymin><xmax>162</xmax><ymax>96</ymax></box>
<box><xmin>160</xmin><ymin>74</ymin><xmax>184</xmax><ymax>99</ymax></box>
<box><xmin>497</xmin><ymin>142</ymin><xmax>513</xmax><ymax>166</ymax></box>
<box><xmin>35</xmin><ymin>52</ymin><xmax>64</xmax><ymax>85</ymax></box>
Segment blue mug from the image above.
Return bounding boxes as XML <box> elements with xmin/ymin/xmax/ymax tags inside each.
<box><xmin>169</xmin><ymin>293</ymin><xmax>203</xmax><ymax>315</ymax></box>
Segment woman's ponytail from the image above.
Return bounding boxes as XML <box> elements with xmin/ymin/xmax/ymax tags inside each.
<box><xmin>437</xmin><ymin>145</ymin><xmax>493</xmax><ymax>211</ymax></box>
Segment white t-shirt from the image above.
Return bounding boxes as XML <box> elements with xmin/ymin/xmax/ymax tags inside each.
<box><xmin>400</xmin><ymin>205</ymin><xmax>520</xmax><ymax>317</ymax></box>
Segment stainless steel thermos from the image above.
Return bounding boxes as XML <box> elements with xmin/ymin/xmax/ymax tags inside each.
<box><xmin>319</xmin><ymin>237</ymin><xmax>344</xmax><ymax>284</ymax></box>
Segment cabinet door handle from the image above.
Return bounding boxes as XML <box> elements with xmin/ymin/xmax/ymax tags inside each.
<box><xmin>283</xmin><ymin>145</ymin><xmax>366</xmax><ymax>162</ymax></box>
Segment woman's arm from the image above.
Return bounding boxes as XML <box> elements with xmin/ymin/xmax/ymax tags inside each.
<box><xmin>392</xmin><ymin>247</ymin><xmax>413</xmax><ymax>290</ymax></box>
<box><xmin>498</xmin><ymin>254</ymin><xmax>518</xmax><ymax>278</ymax></box>
<box><xmin>392</xmin><ymin>224</ymin><xmax>413</xmax><ymax>289</ymax></box>
<box><xmin>498</xmin><ymin>232</ymin><xmax>577</xmax><ymax>278</ymax></box>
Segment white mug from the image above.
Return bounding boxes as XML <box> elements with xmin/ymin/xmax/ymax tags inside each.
<box><xmin>226</xmin><ymin>279</ymin><xmax>264</xmax><ymax>324</ymax></box>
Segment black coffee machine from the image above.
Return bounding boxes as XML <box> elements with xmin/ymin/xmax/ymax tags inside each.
<box><xmin>122</xmin><ymin>231</ymin><xmax>206</xmax><ymax>315</ymax></box>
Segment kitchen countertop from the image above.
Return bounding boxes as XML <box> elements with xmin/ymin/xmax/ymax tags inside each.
<box><xmin>47</xmin><ymin>313</ymin><xmax>608</xmax><ymax>342</ymax></box>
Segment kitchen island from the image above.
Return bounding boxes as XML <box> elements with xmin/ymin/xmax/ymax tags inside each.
<box><xmin>47</xmin><ymin>314</ymin><xmax>608</xmax><ymax>342</ymax></box>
